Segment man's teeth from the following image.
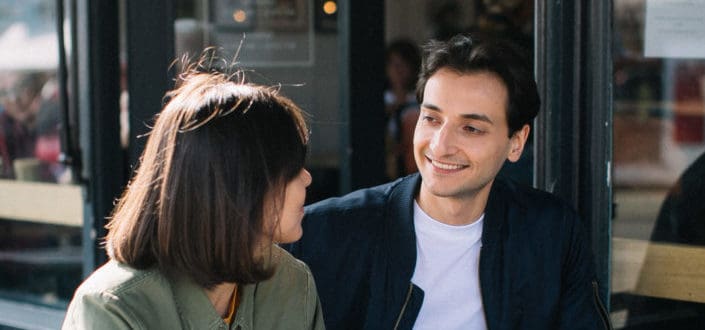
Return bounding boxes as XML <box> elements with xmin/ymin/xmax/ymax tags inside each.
<box><xmin>431</xmin><ymin>160</ymin><xmax>465</xmax><ymax>170</ymax></box>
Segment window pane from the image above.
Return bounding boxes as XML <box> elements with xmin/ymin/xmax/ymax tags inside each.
<box><xmin>0</xmin><ymin>0</ymin><xmax>81</xmax><ymax>308</ymax></box>
<box><xmin>175</xmin><ymin>0</ymin><xmax>342</xmax><ymax>203</ymax></box>
<box><xmin>612</xmin><ymin>0</ymin><xmax>705</xmax><ymax>328</ymax></box>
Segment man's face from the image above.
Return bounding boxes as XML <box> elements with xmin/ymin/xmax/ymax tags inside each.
<box><xmin>413</xmin><ymin>68</ymin><xmax>528</xmax><ymax>202</ymax></box>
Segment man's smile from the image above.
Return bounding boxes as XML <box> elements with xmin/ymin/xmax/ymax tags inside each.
<box><xmin>425</xmin><ymin>155</ymin><xmax>469</xmax><ymax>171</ymax></box>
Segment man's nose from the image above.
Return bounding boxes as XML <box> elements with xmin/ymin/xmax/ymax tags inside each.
<box><xmin>429</xmin><ymin>124</ymin><xmax>457</xmax><ymax>156</ymax></box>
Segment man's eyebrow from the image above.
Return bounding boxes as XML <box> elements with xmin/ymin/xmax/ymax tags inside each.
<box><xmin>421</xmin><ymin>103</ymin><xmax>494</xmax><ymax>124</ymax></box>
<box><xmin>421</xmin><ymin>103</ymin><xmax>441</xmax><ymax>111</ymax></box>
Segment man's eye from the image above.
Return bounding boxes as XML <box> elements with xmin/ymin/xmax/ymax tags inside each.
<box><xmin>464</xmin><ymin>126</ymin><xmax>483</xmax><ymax>134</ymax></box>
<box><xmin>422</xmin><ymin>115</ymin><xmax>439</xmax><ymax>123</ymax></box>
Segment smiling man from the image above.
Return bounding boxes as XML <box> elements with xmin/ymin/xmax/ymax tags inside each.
<box><xmin>290</xmin><ymin>34</ymin><xmax>612</xmax><ymax>330</ymax></box>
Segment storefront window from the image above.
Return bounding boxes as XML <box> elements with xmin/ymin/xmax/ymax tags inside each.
<box><xmin>0</xmin><ymin>0</ymin><xmax>82</xmax><ymax>309</ymax></box>
<box><xmin>175</xmin><ymin>0</ymin><xmax>342</xmax><ymax>202</ymax></box>
<box><xmin>612</xmin><ymin>0</ymin><xmax>705</xmax><ymax>327</ymax></box>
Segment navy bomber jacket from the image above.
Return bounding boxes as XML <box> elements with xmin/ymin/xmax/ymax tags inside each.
<box><xmin>289</xmin><ymin>173</ymin><xmax>612</xmax><ymax>330</ymax></box>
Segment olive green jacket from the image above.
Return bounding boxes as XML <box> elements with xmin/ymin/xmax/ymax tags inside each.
<box><xmin>62</xmin><ymin>246</ymin><xmax>324</xmax><ymax>330</ymax></box>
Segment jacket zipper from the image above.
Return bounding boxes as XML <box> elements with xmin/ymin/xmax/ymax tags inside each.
<box><xmin>592</xmin><ymin>281</ymin><xmax>613</xmax><ymax>330</ymax></box>
<box><xmin>393</xmin><ymin>283</ymin><xmax>414</xmax><ymax>330</ymax></box>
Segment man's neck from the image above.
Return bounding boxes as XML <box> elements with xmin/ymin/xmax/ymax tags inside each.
<box><xmin>415</xmin><ymin>184</ymin><xmax>491</xmax><ymax>226</ymax></box>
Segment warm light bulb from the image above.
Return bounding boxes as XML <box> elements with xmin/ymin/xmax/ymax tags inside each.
<box><xmin>233</xmin><ymin>9</ymin><xmax>247</xmax><ymax>23</ymax></box>
<box><xmin>323</xmin><ymin>1</ymin><xmax>337</xmax><ymax>15</ymax></box>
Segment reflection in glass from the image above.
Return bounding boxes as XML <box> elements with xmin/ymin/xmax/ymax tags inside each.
<box><xmin>0</xmin><ymin>0</ymin><xmax>81</xmax><ymax>308</ymax></box>
<box><xmin>176</xmin><ymin>0</ymin><xmax>341</xmax><ymax>203</ymax></box>
<box><xmin>612</xmin><ymin>0</ymin><xmax>705</xmax><ymax>328</ymax></box>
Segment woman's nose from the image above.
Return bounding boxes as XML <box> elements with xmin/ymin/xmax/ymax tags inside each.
<box><xmin>302</xmin><ymin>169</ymin><xmax>312</xmax><ymax>187</ymax></box>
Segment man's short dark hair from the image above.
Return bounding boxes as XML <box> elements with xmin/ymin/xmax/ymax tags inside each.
<box><xmin>105</xmin><ymin>51</ymin><xmax>309</xmax><ymax>288</ymax></box>
<box><xmin>416</xmin><ymin>34</ymin><xmax>540</xmax><ymax>135</ymax></box>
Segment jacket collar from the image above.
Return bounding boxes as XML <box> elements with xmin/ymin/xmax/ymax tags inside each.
<box><xmin>384</xmin><ymin>174</ymin><xmax>524</xmax><ymax>279</ymax></box>
<box><xmin>480</xmin><ymin>177</ymin><xmax>530</xmax><ymax>329</ymax></box>
<box><xmin>231</xmin><ymin>246</ymin><xmax>286</xmax><ymax>329</ymax></box>
<box><xmin>170</xmin><ymin>273</ymin><xmax>260</xmax><ymax>330</ymax></box>
<box><xmin>380</xmin><ymin>174</ymin><xmax>422</xmax><ymax>327</ymax></box>
<box><xmin>385</xmin><ymin>174</ymin><xmax>421</xmax><ymax>284</ymax></box>
<box><xmin>478</xmin><ymin>178</ymin><xmax>508</xmax><ymax>330</ymax></box>
<box><xmin>170</xmin><ymin>273</ymin><xmax>230</xmax><ymax>329</ymax></box>
<box><xmin>233</xmin><ymin>282</ymin><xmax>256</xmax><ymax>330</ymax></box>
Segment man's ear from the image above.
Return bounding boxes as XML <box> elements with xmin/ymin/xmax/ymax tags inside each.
<box><xmin>507</xmin><ymin>124</ymin><xmax>530</xmax><ymax>163</ymax></box>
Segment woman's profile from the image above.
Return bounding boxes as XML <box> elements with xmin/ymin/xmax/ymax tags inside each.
<box><xmin>62</xmin><ymin>51</ymin><xmax>323</xmax><ymax>329</ymax></box>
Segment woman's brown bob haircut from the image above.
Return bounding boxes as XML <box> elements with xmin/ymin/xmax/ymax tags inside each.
<box><xmin>105</xmin><ymin>52</ymin><xmax>309</xmax><ymax>288</ymax></box>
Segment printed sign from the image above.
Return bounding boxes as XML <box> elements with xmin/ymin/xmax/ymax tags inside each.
<box><xmin>644</xmin><ymin>0</ymin><xmax>705</xmax><ymax>58</ymax></box>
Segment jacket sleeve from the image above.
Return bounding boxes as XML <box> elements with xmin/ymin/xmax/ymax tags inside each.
<box><xmin>557</xmin><ymin>209</ymin><xmax>612</xmax><ymax>330</ymax></box>
<box><xmin>62</xmin><ymin>291</ymin><xmax>140</xmax><ymax>330</ymax></box>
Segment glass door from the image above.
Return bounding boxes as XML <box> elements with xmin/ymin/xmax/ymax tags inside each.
<box><xmin>611</xmin><ymin>0</ymin><xmax>705</xmax><ymax>328</ymax></box>
<box><xmin>174</xmin><ymin>0</ymin><xmax>344</xmax><ymax>202</ymax></box>
<box><xmin>0</xmin><ymin>0</ymin><xmax>82</xmax><ymax>321</ymax></box>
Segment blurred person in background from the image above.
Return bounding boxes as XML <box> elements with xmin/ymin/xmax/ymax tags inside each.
<box><xmin>385</xmin><ymin>39</ymin><xmax>422</xmax><ymax>180</ymax></box>
<box><xmin>0</xmin><ymin>73</ymin><xmax>44</xmax><ymax>179</ymax></box>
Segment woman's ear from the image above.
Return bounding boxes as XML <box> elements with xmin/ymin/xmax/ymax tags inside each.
<box><xmin>507</xmin><ymin>124</ymin><xmax>530</xmax><ymax>163</ymax></box>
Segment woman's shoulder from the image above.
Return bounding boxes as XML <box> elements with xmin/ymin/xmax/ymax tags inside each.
<box><xmin>271</xmin><ymin>245</ymin><xmax>314</xmax><ymax>281</ymax></box>
<box><xmin>242</xmin><ymin>246</ymin><xmax>323</xmax><ymax>329</ymax></box>
<box><xmin>68</xmin><ymin>260</ymin><xmax>175</xmax><ymax>316</ymax></box>
<box><xmin>251</xmin><ymin>245</ymin><xmax>316</xmax><ymax>297</ymax></box>
<box><xmin>63</xmin><ymin>261</ymin><xmax>179</xmax><ymax>329</ymax></box>
<box><xmin>73</xmin><ymin>260</ymin><xmax>165</xmax><ymax>296</ymax></box>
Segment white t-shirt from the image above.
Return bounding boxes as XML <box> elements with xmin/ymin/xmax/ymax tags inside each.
<box><xmin>410</xmin><ymin>201</ymin><xmax>487</xmax><ymax>330</ymax></box>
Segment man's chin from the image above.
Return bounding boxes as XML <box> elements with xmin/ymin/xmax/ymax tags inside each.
<box><xmin>421</xmin><ymin>179</ymin><xmax>493</xmax><ymax>200</ymax></box>
<box><xmin>421</xmin><ymin>180</ymin><xmax>462</xmax><ymax>198</ymax></box>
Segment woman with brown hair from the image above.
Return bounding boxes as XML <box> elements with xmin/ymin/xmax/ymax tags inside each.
<box><xmin>62</xmin><ymin>53</ymin><xmax>323</xmax><ymax>329</ymax></box>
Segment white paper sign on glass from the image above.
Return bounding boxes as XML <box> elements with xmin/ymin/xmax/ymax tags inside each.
<box><xmin>644</xmin><ymin>0</ymin><xmax>705</xmax><ymax>59</ymax></box>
